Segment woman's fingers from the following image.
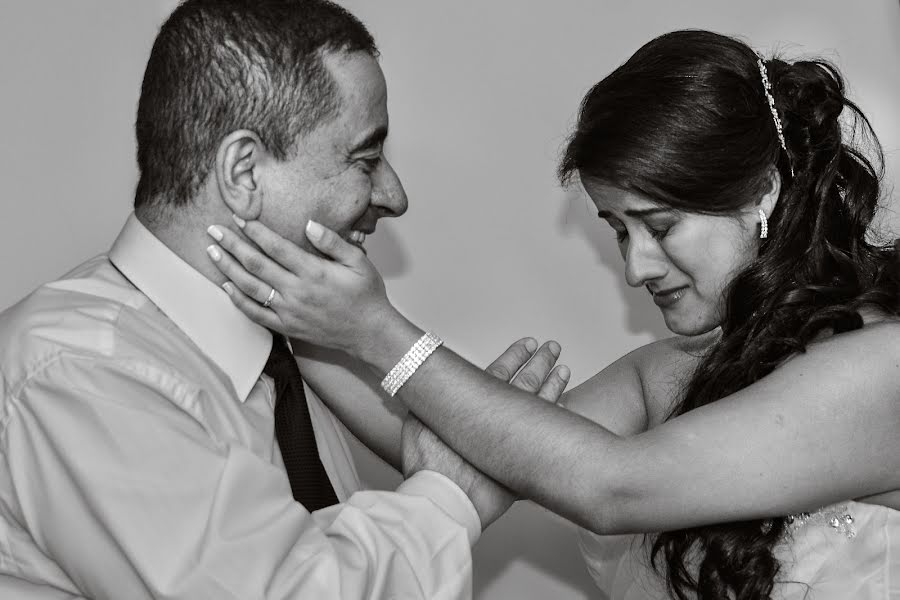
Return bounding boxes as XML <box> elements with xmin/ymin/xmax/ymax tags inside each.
<box><xmin>207</xmin><ymin>242</ymin><xmax>276</xmax><ymax>305</ymax></box>
<box><xmin>232</xmin><ymin>216</ymin><xmax>317</xmax><ymax>273</ymax></box>
<box><xmin>305</xmin><ymin>220</ymin><xmax>365</xmax><ymax>268</ymax></box>
<box><xmin>221</xmin><ymin>280</ymin><xmax>285</xmax><ymax>331</ymax></box>
<box><xmin>207</xmin><ymin>224</ymin><xmax>293</xmax><ymax>294</ymax></box>
<box><xmin>207</xmin><ymin>217</ymin><xmax>391</xmax><ymax>354</ymax></box>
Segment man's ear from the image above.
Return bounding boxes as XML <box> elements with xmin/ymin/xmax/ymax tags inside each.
<box><xmin>758</xmin><ymin>166</ymin><xmax>782</xmax><ymax>219</ymax></box>
<box><xmin>214</xmin><ymin>130</ymin><xmax>266</xmax><ymax>221</ymax></box>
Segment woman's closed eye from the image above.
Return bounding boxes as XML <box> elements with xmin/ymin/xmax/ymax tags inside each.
<box><xmin>648</xmin><ymin>225</ymin><xmax>671</xmax><ymax>240</ymax></box>
<box><xmin>610</xmin><ymin>224</ymin><xmax>671</xmax><ymax>243</ymax></box>
<box><xmin>643</xmin><ymin>216</ymin><xmax>677</xmax><ymax>241</ymax></box>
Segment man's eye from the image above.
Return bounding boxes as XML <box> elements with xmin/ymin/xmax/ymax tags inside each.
<box><xmin>614</xmin><ymin>229</ymin><xmax>628</xmax><ymax>243</ymax></box>
<box><xmin>360</xmin><ymin>156</ymin><xmax>381</xmax><ymax>173</ymax></box>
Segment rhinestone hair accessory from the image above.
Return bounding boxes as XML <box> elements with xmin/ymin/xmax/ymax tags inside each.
<box><xmin>756</xmin><ymin>57</ymin><xmax>794</xmax><ymax>177</ymax></box>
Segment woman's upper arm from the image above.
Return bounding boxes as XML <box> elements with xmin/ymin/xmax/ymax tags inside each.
<box><xmin>562</xmin><ymin>336</ymin><xmax>698</xmax><ymax>437</ymax></box>
<box><xmin>562</xmin><ymin>352</ymin><xmax>648</xmax><ymax>437</ymax></box>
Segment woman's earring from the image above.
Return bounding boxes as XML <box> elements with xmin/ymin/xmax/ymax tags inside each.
<box><xmin>759</xmin><ymin>209</ymin><xmax>768</xmax><ymax>239</ymax></box>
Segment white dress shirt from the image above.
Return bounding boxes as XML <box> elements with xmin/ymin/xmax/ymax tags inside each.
<box><xmin>0</xmin><ymin>213</ymin><xmax>480</xmax><ymax>599</ymax></box>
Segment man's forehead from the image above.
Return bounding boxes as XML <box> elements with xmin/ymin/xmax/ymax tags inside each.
<box><xmin>319</xmin><ymin>51</ymin><xmax>389</xmax><ymax>153</ymax></box>
<box><xmin>323</xmin><ymin>50</ymin><xmax>387</xmax><ymax>105</ymax></box>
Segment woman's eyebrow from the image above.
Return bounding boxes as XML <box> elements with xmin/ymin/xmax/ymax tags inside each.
<box><xmin>597</xmin><ymin>208</ymin><xmax>673</xmax><ymax>218</ymax></box>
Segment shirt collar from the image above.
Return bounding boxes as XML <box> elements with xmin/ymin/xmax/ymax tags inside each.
<box><xmin>109</xmin><ymin>213</ymin><xmax>272</xmax><ymax>402</ymax></box>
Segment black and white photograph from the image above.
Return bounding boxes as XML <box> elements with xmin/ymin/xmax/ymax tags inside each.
<box><xmin>1</xmin><ymin>1</ymin><xmax>899</xmax><ymax>598</ymax></box>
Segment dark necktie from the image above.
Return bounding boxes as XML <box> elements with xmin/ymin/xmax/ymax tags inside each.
<box><xmin>265</xmin><ymin>333</ymin><xmax>339</xmax><ymax>511</ymax></box>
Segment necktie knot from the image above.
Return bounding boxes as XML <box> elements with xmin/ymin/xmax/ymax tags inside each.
<box><xmin>264</xmin><ymin>333</ymin><xmax>294</xmax><ymax>378</ymax></box>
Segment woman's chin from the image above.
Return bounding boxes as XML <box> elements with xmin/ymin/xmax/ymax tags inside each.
<box><xmin>661</xmin><ymin>312</ymin><xmax>719</xmax><ymax>338</ymax></box>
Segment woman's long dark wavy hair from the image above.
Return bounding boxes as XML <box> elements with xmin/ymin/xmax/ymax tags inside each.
<box><xmin>559</xmin><ymin>30</ymin><xmax>900</xmax><ymax>600</ymax></box>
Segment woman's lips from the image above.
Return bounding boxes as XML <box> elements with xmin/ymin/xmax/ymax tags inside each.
<box><xmin>651</xmin><ymin>286</ymin><xmax>688</xmax><ymax>308</ymax></box>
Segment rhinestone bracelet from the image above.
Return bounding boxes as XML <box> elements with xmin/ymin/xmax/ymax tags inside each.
<box><xmin>380</xmin><ymin>332</ymin><xmax>443</xmax><ymax>397</ymax></box>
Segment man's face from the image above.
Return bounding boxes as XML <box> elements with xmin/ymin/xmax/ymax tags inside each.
<box><xmin>260</xmin><ymin>51</ymin><xmax>407</xmax><ymax>251</ymax></box>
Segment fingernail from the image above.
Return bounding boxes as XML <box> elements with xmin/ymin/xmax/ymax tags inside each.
<box><xmin>558</xmin><ymin>365</ymin><xmax>571</xmax><ymax>380</ymax></box>
<box><xmin>206</xmin><ymin>245</ymin><xmax>222</xmax><ymax>262</ymax></box>
<box><xmin>524</xmin><ymin>338</ymin><xmax>538</xmax><ymax>353</ymax></box>
<box><xmin>222</xmin><ymin>282</ymin><xmax>233</xmax><ymax>295</ymax></box>
<box><xmin>549</xmin><ymin>341</ymin><xmax>561</xmax><ymax>356</ymax></box>
<box><xmin>232</xmin><ymin>214</ymin><xmax>246</xmax><ymax>228</ymax></box>
<box><xmin>207</xmin><ymin>225</ymin><xmax>223</xmax><ymax>241</ymax></box>
<box><xmin>306</xmin><ymin>220</ymin><xmax>324</xmax><ymax>241</ymax></box>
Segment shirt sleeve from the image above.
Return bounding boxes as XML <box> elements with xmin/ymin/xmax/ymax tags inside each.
<box><xmin>2</xmin><ymin>356</ymin><xmax>478</xmax><ymax>600</ymax></box>
<box><xmin>0</xmin><ymin>576</ymin><xmax>90</xmax><ymax>599</ymax></box>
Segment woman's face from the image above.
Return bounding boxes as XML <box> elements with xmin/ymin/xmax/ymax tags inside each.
<box><xmin>583</xmin><ymin>180</ymin><xmax>763</xmax><ymax>336</ymax></box>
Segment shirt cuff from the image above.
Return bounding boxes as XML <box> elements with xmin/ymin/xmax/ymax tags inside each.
<box><xmin>397</xmin><ymin>470</ymin><xmax>482</xmax><ymax>546</ymax></box>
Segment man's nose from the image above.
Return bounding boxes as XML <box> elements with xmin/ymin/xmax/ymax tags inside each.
<box><xmin>371</xmin><ymin>158</ymin><xmax>408</xmax><ymax>218</ymax></box>
<box><xmin>623</xmin><ymin>239</ymin><xmax>668</xmax><ymax>288</ymax></box>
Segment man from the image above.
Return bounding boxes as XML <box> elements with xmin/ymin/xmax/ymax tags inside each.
<box><xmin>0</xmin><ymin>1</ymin><xmax>566</xmax><ymax>598</ymax></box>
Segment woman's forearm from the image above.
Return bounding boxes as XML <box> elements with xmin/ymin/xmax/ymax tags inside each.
<box><xmin>361</xmin><ymin>310</ymin><xmax>626</xmax><ymax>532</ymax></box>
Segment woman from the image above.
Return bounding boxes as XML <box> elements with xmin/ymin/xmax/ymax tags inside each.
<box><xmin>207</xmin><ymin>30</ymin><xmax>900</xmax><ymax>599</ymax></box>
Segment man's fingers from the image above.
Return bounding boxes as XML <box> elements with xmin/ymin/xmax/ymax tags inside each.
<box><xmin>509</xmin><ymin>341</ymin><xmax>561</xmax><ymax>393</ymax></box>
<box><xmin>536</xmin><ymin>365</ymin><xmax>571</xmax><ymax>404</ymax></box>
<box><xmin>305</xmin><ymin>220</ymin><xmax>364</xmax><ymax>268</ymax></box>
<box><xmin>485</xmin><ymin>337</ymin><xmax>538</xmax><ymax>382</ymax></box>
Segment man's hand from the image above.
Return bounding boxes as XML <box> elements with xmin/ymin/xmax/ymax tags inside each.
<box><xmin>401</xmin><ymin>338</ymin><xmax>570</xmax><ymax>529</ymax></box>
<box><xmin>487</xmin><ymin>337</ymin><xmax>570</xmax><ymax>403</ymax></box>
<box><xmin>402</xmin><ymin>414</ymin><xmax>511</xmax><ymax>528</ymax></box>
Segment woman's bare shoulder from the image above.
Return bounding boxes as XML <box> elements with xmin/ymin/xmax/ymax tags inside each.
<box><xmin>630</xmin><ymin>329</ymin><xmax>721</xmax><ymax>425</ymax></box>
<box><xmin>806</xmin><ymin>314</ymin><xmax>900</xmax><ymax>356</ymax></box>
<box><xmin>630</xmin><ymin>329</ymin><xmax>719</xmax><ymax>377</ymax></box>
<box><xmin>563</xmin><ymin>329</ymin><xmax>722</xmax><ymax>433</ymax></box>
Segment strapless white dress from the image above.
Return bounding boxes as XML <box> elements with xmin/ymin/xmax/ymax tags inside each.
<box><xmin>578</xmin><ymin>501</ymin><xmax>900</xmax><ymax>599</ymax></box>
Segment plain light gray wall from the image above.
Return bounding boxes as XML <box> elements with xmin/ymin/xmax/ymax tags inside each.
<box><xmin>1</xmin><ymin>2</ymin><xmax>898</xmax><ymax>598</ymax></box>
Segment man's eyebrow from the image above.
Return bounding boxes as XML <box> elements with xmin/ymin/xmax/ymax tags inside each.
<box><xmin>348</xmin><ymin>126</ymin><xmax>388</xmax><ymax>154</ymax></box>
<box><xmin>597</xmin><ymin>208</ymin><xmax>674</xmax><ymax>218</ymax></box>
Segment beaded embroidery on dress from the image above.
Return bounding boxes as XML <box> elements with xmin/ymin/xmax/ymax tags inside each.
<box><xmin>578</xmin><ymin>500</ymin><xmax>900</xmax><ymax>599</ymax></box>
<box><xmin>786</xmin><ymin>503</ymin><xmax>856</xmax><ymax>539</ymax></box>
